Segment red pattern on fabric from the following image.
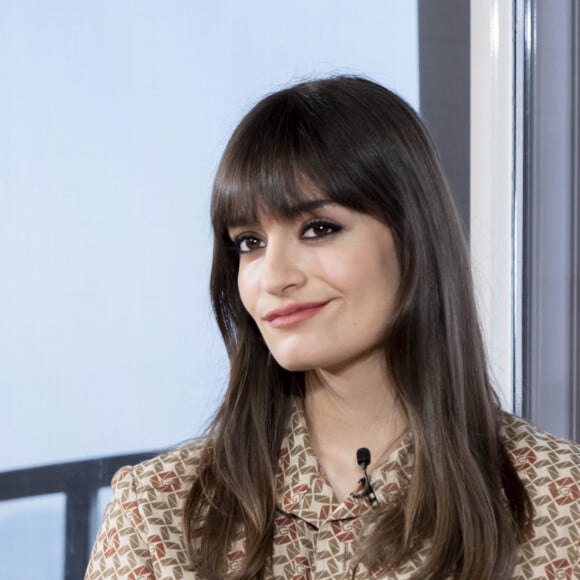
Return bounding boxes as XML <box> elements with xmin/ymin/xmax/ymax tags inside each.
<box><xmin>331</xmin><ymin>520</ymin><xmax>357</xmax><ymax>542</ymax></box>
<box><xmin>548</xmin><ymin>477</ymin><xmax>580</xmax><ymax>506</ymax></box>
<box><xmin>274</xmin><ymin>516</ymin><xmax>298</xmax><ymax>544</ymax></box>
<box><xmin>147</xmin><ymin>535</ymin><xmax>165</xmax><ymax>561</ymax></box>
<box><xmin>85</xmin><ymin>406</ymin><xmax>580</xmax><ymax>580</ymax></box>
<box><xmin>283</xmin><ymin>483</ymin><xmax>309</xmax><ymax>507</ymax></box>
<box><xmin>512</xmin><ymin>447</ymin><xmax>538</xmax><ymax>471</ymax></box>
<box><xmin>127</xmin><ymin>566</ymin><xmax>155</xmax><ymax>580</ymax></box>
<box><xmin>226</xmin><ymin>550</ymin><xmax>245</xmax><ymax>572</ymax></box>
<box><xmin>111</xmin><ymin>466</ymin><xmax>131</xmax><ymax>486</ymax></box>
<box><xmin>121</xmin><ymin>500</ymin><xmax>142</xmax><ymax>525</ymax></box>
<box><xmin>103</xmin><ymin>528</ymin><xmax>119</xmax><ymax>558</ymax></box>
<box><xmin>544</xmin><ymin>558</ymin><xmax>572</xmax><ymax>580</ymax></box>
<box><xmin>319</xmin><ymin>503</ymin><xmax>331</xmax><ymax>522</ymax></box>
<box><xmin>292</xmin><ymin>556</ymin><xmax>311</xmax><ymax>580</ymax></box>
<box><xmin>383</xmin><ymin>482</ymin><xmax>402</xmax><ymax>501</ymax></box>
<box><xmin>150</xmin><ymin>470</ymin><xmax>181</xmax><ymax>493</ymax></box>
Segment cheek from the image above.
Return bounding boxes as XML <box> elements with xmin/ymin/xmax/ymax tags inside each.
<box><xmin>382</xmin><ymin>255</ymin><xmax>401</xmax><ymax>302</ymax></box>
<box><xmin>343</xmin><ymin>250</ymin><xmax>400</xmax><ymax>314</ymax></box>
<box><xmin>329</xmin><ymin>249</ymin><xmax>397</xmax><ymax>291</ymax></box>
<box><xmin>237</xmin><ymin>269</ymin><xmax>257</xmax><ymax>319</ymax></box>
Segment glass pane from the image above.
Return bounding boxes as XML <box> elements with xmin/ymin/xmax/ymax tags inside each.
<box><xmin>0</xmin><ymin>494</ymin><xmax>66</xmax><ymax>580</ymax></box>
<box><xmin>0</xmin><ymin>0</ymin><xmax>419</xmax><ymax>472</ymax></box>
<box><xmin>89</xmin><ymin>487</ymin><xmax>113</xmax><ymax>548</ymax></box>
<box><xmin>1</xmin><ymin>1</ymin><xmax>420</xmax><ymax>577</ymax></box>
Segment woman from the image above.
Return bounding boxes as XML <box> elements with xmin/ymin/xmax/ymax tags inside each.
<box><xmin>86</xmin><ymin>77</ymin><xmax>579</xmax><ymax>579</ymax></box>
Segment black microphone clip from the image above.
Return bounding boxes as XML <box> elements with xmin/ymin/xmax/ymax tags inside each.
<box><xmin>352</xmin><ymin>447</ymin><xmax>379</xmax><ymax>507</ymax></box>
<box><xmin>356</xmin><ymin>447</ymin><xmax>371</xmax><ymax>471</ymax></box>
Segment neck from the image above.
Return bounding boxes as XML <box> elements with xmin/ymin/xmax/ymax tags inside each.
<box><xmin>303</xmin><ymin>352</ymin><xmax>408</xmax><ymax>501</ymax></box>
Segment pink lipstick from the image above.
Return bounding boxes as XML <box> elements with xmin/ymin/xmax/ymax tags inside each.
<box><xmin>263</xmin><ymin>301</ymin><xmax>329</xmax><ymax>329</ymax></box>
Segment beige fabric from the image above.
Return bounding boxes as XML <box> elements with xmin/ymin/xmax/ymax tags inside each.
<box><xmin>85</xmin><ymin>402</ymin><xmax>580</xmax><ymax>579</ymax></box>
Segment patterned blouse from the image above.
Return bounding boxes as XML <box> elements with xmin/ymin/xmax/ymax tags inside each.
<box><xmin>85</xmin><ymin>401</ymin><xmax>580</xmax><ymax>579</ymax></box>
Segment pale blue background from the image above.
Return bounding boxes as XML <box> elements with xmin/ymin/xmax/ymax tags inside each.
<box><xmin>0</xmin><ymin>1</ymin><xmax>418</xmax><ymax>577</ymax></box>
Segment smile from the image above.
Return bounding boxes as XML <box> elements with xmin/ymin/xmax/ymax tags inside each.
<box><xmin>263</xmin><ymin>301</ymin><xmax>330</xmax><ymax>329</ymax></box>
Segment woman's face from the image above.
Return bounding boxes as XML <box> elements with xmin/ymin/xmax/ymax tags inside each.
<box><xmin>228</xmin><ymin>201</ymin><xmax>401</xmax><ymax>373</ymax></box>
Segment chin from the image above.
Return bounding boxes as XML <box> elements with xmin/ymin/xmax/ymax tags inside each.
<box><xmin>267</xmin><ymin>349</ymin><xmax>314</xmax><ymax>372</ymax></box>
<box><xmin>269</xmin><ymin>349</ymin><xmax>341</xmax><ymax>373</ymax></box>
<box><xmin>271</xmin><ymin>356</ymin><xmax>314</xmax><ymax>373</ymax></box>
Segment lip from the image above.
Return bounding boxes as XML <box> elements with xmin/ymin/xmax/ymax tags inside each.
<box><xmin>263</xmin><ymin>301</ymin><xmax>330</xmax><ymax>328</ymax></box>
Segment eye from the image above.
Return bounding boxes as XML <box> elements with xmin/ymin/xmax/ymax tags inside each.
<box><xmin>302</xmin><ymin>220</ymin><xmax>342</xmax><ymax>239</ymax></box>
<box><xmin>234</xmin><ymin>234</ymin><xmax>265</xmax><ymax>254</ymax></box>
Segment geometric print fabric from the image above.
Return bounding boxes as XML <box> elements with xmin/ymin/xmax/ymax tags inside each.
<box><xmin>86</xmin><ymin>400</ymin><xmax>580</xmax><ymax>579</ymax></box>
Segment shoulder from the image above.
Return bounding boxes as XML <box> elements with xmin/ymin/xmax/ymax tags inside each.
<box><xmin>86</xmin><ymin>440</ymin><xmax>209</xmax><ymax>579</ymax></box>
<box><xmin>501</xmin><ymin>412</ymin><xmax>580</xmax><ymax>478</ymax></box>
<box><xmin>501</xmin><ymin>415</ymin><xmax>580</xmax><ymax>576</ymax></box>
<box><xmin>110</xmin><ymin>438</ymin><xmax>208</xmax><ymax>530</ymax></box>
<box><xmin>123</xmin><ymin>438</ymin><xmax>207</xmax><ymax>491</ymax></box>
<box><xmin>501</xmin><ymin>414</ymin><xmax>579</xmax><ymax>542</ymax></box>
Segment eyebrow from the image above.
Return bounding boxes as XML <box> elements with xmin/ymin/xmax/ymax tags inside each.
<box><xmin>227</xmin><ymin>199</ymin><xmax>334</xmax><ymax>229</ymax></box>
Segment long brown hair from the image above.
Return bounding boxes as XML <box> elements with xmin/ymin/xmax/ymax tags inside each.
<box><xmin>184</xmin><ymin>76</ymin><xmax>532</xmax><ymax>579</ymax></box>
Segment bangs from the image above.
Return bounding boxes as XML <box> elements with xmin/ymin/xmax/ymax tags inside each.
<box><xmin>210</xmin><ymin>87</ymin><xmax>358</xmax><ymax>237</ymax></box>
<box><xmin>212</xmin><ymin>147</ymin><xmax>326</xmax><ymax>233</ymax></box>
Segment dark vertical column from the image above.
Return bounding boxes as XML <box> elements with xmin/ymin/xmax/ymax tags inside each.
<box><xmin>418</xmin><ymin>0</ymin><xmax>470</xmax><ymax>235</ymax></box>
<box><xmin>572</xmin><ymin>0</ymin><xmax>580</xmax><ymax>441</ymax></box>
<box><xmin>65</xmin><ymin>486</ymin><xmax>98</xmax><ymax>580</ymax></box>
<box><xmin>522</xmin><ymin>0</ymin><xmax>580</xmax><ymax>441</ymax></box>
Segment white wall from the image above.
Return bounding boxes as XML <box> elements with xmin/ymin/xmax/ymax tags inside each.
<box><xmin>0</xmin><ymin>1</ymin><xmax>419</xmax><ymax>468</ymax></box>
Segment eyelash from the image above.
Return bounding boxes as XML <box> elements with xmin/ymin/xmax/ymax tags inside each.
<box><xmin>233</xmin><ymin>233</ymin><xmax>265</xmax><ymax>254</ymax></box>
<box><xmin>301</xmin><ymin>219</ymin><xmax>342</xmax><ymax>239</ymax></box>
<box><xmin>232</xmin><ymin>219</ymin><xmax>342</xmax><ymax>255</ymax></box>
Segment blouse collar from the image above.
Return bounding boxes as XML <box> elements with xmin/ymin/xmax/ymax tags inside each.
<box><xmin>275</xmin><ymin>397</ymin><xmax>415</xmax><ymax>529</ymax></box>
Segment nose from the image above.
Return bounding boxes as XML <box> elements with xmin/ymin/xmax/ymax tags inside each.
<box><xmin>259</xmin><ymin>237</ymin><xmax>306</xmax><ymax>295</ymax></box>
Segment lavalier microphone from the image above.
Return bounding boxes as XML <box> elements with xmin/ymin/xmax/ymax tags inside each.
<box><xmin>356</xmin><ymin>447</ymin><xmax>371</xmax><ymax>471</ymax></box>
<box><xmin>352</xmin><ymin>447</ymin><xmax>379</xmax><ymax>507</ymax></box>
